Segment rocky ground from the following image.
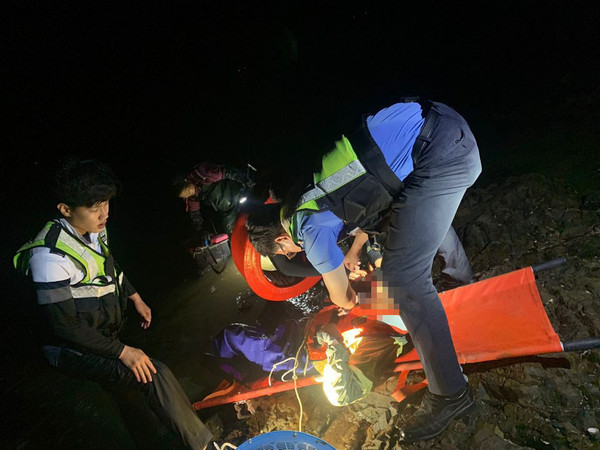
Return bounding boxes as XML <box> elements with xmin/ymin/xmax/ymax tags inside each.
<box><xmin>201</xmin><ymin>173</ymin><xmax>600</xmax><ymax>449</ymax></box>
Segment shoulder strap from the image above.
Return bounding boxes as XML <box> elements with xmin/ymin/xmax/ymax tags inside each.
<box><xmin>348</xmin><ymin>121</ymin><xmax>403</xmax><ymax>196</ymax></box>
<box><xmin>13</xmin><ymin>221</ymin><xmax>64</xmax><ymax>272</ymax></box>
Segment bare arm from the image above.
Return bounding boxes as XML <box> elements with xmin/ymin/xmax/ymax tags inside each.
<box><xmin>322</xmin><ymin>263</ymin><xmax>357</xmax><ymax>311</ymax></box>
<box><xmin>343</xmin><ymin>230</ymin><xmax>369</xmax><ymax>273</ymax></box>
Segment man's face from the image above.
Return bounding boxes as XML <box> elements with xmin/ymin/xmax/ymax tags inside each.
<box><xmin>59</xmin><ymin>201</ymin><xmax>110</xmax><ymax>235</ymax></box>
<box><xmin>178</xmin><ymin>183</ymin><xmax>196</xmax><ymax>199</ymax></box>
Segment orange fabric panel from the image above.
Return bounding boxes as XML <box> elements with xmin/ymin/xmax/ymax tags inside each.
<box><xmin>394</xmin><ymin>267</ymin><xmax>563</xmax><ymax>371</ymax></box>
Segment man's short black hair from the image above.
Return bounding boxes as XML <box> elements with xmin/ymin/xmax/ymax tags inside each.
<box><xmin>246</xmin><ymin>203</ymin><xmax>284</xmax><ymax>256</ymax></box>
<box><xmin>54</xmin><ymin>157</ymin><xmax>120</xmax><ymax>208</ymax></box>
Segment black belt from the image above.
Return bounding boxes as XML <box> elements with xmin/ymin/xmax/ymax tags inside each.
<box><xmin>413</xmin><ymin>100</ymin><xmax>440</xmax><ymax>154</ymax></box>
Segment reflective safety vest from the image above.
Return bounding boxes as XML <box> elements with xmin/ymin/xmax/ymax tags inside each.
<box><xmin>14</xmin><ymin>220</ymin><xmax>126</xmax><ymax>319</ymax></box>
<box><xmin>282</xmin><ymin>136</ymin><xmax>394</xmax><ymax>244</ymax></box>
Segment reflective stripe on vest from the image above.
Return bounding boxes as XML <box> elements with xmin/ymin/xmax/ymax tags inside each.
<box><xmin>296</xmin><ymin>159</ymin><xmax>366</xmax><ymax>210</ymax></box>
<box><xmin>14</xmin><ymin>221</ymin><xmax>118</xmax><ymax>298</ymax></box>
<box><xmin>71</xmin><ymin>281</ymin><xmax>117</xmax><ymax>298</ymax></box>
<box><xmin>297</xmin><ymin>136</ymin><xmax>366</xmax><ymax>211</ymax></box>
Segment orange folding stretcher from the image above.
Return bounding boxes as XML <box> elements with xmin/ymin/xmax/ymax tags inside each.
<box><xmin>388</xmin><ymin>261</ymin><xmax>600</xmax><ymax>401</ymax></box>
<box><xmin>193</xmin><ymin>218</ymin><xmax>600</xmax><ymax>411</ymax></box>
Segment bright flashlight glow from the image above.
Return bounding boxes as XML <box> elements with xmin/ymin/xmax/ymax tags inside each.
<box><xmin>341</xmin><ymin>328</ymin><xmax>363</xmax><ymax>354</ymax></box>
<box><xmin>239</xmin><ymin>197</ymin><xmax>247</xmax><ymax>204</ymax></box>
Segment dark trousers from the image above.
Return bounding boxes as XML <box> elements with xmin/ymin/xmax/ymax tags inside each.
<box><xmin>437</xmin><ymin>225</ymin><xmax>473</xmax><ymax>288</ymax></box>
<box><xmin>43</xmin><ymin>345</ymin><xmax>213</xmax><ymax>449</ymax></box>
<box><xmin>382</xmin><ymin>101</ymin><xmax>482</xmax><ymax>396</ymax></box>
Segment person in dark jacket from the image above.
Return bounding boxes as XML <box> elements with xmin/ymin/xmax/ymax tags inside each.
<box><xmin>174</xmin><ymin>162</ymin><xmax>255</xmax><ymax>236</ymax></box>
<box><xmin>14</xmin><ymin>157</ymin><xmax>215</xmax><ymax>449</ymax></box>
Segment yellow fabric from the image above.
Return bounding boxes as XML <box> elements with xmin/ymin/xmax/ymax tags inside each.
<box><xmin>314</xmin><ymin>136</ymin><xmax>357</xmax><ymax>184</ymax></box>
<box><xmin>260</xmin><ymin>255</ymin><xmax>277</xmax><ymax>271</ymax></box>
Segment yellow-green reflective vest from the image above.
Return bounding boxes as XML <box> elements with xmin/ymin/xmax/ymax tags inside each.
<box><xmin>14</xmin><ymin>220</ymin><xmax>122</xmax><ymax>301</ymax></box>
<box><xmin>282</xmin><ymin>136</ymin><xmax>393</xmax><ymax>243</ymax></box>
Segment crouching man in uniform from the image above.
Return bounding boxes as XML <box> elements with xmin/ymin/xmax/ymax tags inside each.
<box><xmin>14</xmin><ymin>158</ymin><xmax>215</xmax><ymax>449</ymax></box>
<box><xmin>247</xmin><ymin>98</ymin><xmax>481</xmax><ymax>442</ymax></box>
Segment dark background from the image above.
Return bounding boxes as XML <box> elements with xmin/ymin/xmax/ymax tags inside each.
<box><xmin>1</xmin><ymin>1</ymin><xmax>599</xmax><ymax>445</ymax></box>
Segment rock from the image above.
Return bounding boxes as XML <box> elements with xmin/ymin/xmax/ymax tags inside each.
<box><xmin>204</xmin><ymin>413</ymin><xmax>224</xmax><ymax>438</ymax></box>
<box><xmin>472</xmin><ymin>423</ymin><xmax>521</xmax><ymax>449</ymax></box>
<box><xmin>477</xmin><ymin>383</ymin><xmax>491</xmax><ymax>401</ymax></box>
<box><xmin>581</xmin><ymin>192</ymin><xmax>600</xmax><ymax>211</ymax></box>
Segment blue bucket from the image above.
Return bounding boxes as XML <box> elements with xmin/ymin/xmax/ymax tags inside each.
<box><xmin>237</xmin><ymin>430</ymin><xmax>336</xmax><ymax>449</ymax></box>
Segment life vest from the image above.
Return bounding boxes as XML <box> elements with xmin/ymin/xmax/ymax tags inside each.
<box><xmin>14</xmin><ymin>220</ymin><xmax>127</xmax><ymax>332</ymax></box>
<box><xmin>282</xmin><ymin>135</ymin><xmax>396</xmax><ymax>244</ymax></box>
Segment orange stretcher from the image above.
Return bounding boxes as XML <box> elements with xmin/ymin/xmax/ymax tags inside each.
<box><xmin>193</xmin><ymin>257</ymin><xmax>600</xmax><ymax>411</ymax></box>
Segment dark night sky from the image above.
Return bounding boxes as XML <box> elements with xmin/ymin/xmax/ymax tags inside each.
<box><xmin>4</xmin><ymin>2</ymin><xmax>598</xmax><ymax>164</ymax></box>
<box><xmin>2</xmin><ymin>1</ymin><xmax>600</xmax><ymax>304</ymax></box>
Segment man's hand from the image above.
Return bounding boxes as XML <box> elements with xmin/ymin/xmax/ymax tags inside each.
<box><xmin>348</xmin><ymin>268</ymin><xmax>368</xmax><ymax>281</ymax></box>
<box><xmin>119</xmin><ymin>345</ymin><xmax>157</xmax><ymax>383</ymax></box>
<box><xmin>344</xmin><ymin>230</ymin><xmax>369</xmax><ymax>274</ymax></box>
<box><xmin>343</xmin><ymin>251</ymin><xmax>362</xmax><ymax>273</ymax></box>
<box><xmin>129</xmin><ymin>293</ymin><xmax>152</xmax><ymax>329</ymax></box>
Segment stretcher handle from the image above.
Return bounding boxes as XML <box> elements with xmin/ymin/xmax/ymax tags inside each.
<box><xmin>562</xmin><ymin>337</ymin><xmax>600</xmax><ymax>352</ymax></box>
<box><xmin>532</xmin><ymin>257</ymin><xmax>567</xmax><ymax>273</ymax></box>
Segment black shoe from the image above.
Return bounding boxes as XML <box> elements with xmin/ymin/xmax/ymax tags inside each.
<box><xmin>397</xmin><ymin>385</ymin><xmax>475</xmax><ymax>442</ymax></box>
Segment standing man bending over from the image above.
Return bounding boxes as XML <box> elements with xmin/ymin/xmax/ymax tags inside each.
<box><xmin>247</xmin><ymin>99</ymin><xmax>481</xmax><ymax>442</ymax></box>
<box><xmin>14</xmin><ymin>158</ymin><xmax>214</xmax><ymax>449</ymax></box>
